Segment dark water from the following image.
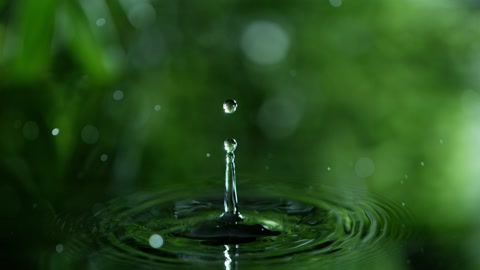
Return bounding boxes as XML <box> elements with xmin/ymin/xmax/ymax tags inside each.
<box><xmin>47</xmin><ymin>182</ymin><xmax>412</xmax><ymax>270</ymax></box>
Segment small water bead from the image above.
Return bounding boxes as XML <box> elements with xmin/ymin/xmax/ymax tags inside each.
<box><xmin>55</xmin><ymin>243</ymin><xmax>64</xmax><ymax>253</ymax></box>
<box><xmin>96</xmin><ymin>18</ymin><xmax>106</xmax><ymax>27</ymax></box>
<box><xmin>51</xmin><ymin>128</ymin><xmax>60</xmax><ymax>136</ymax></box>
<box><xmin>223</xmin><ymin>99</ymin><xmax>237</xmax><ymax>114</ymax></box>
<box><xmin>224</xmin><ymin>138</ymin><xmax>237</xmax><ymax>153</ymax></box>
<box><xmin>149</xmin><ymin>234</ymin><xmax>164</xmax><ymax>249</ymax></box>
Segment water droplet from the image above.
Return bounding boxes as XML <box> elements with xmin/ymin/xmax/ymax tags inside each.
<box><xmin>223</xmin><ymin>99</ymin><xmax>237</xmax><ymax>114</ymax></box>
<box><xmin>224</xmin><ymin>138</ymin><xmax>237</xmax><ymax>153</ymax></box>
<box><xmin>149</xmin><ymin>234</ymin><xmax>164</xmax><ymax>248</ymax></box>
<box><xmin>23</xmin><ymin>121</ymin><xmax>39</xmax><ymax>141</ymax></box>
<box><xmin>55</xmin><ymin>243</ymin><xmax>64</xmax><ymax>253</ymax></box>
<box><xmin>154</xmin><ymin>104</ymin><xmax>161</xmax><ymax>111</ymax></box>
<box><xmin>420</xmin><ymin>161</ymin><xmax>425</xmax><ymax>167</ymax></box>
<box><xmin>400</xmin><ymin>180</ymin><xmax>404</xmax><ymax>184</ymax></box>
<box><xmin>113</xmin><ymin>90</ymin><xmax>124</xmax><ymax>101</ymax></box>
<box><xmin>404</xmin><ymin>174</ymin><xmax>409</xmax><ymax>179</ymax></box>
<box><xmin>96</xmin><ymin>18</ymin><xmax>106</xmax><ymax>27</ymax></box>
<box><xmin>401</xmin><ymin>202</ymin><xmax>405</xmax><ymax>207</ymax></box>
<box><xmin>327</xmin><ymin>167</ymin><xmax>331</xmax><ymax>171</ymax></box>
<box><xmin>329</xmin><ymin>0</ymin><xmax>342</xmax><ymax>8</ymax></box>
<box><xmin>81</xmin><ymin>125</ymin><xmax>99</xmax><ymax>144</ymax></box>
<box><xmin>206</xmin><ymin>153</ymin><xmax>211</xmax><ymax>158</ymax></box>
<box><xmin>439</xmin><ymin>139</ymin><xmax>444</xmax><ymax>144</ymax></box>
<box><xmin>100</xmin><ymin>154</ymin><xmax>108</xmax><ymax>162</ymax></box>
<box><xmin>51</xmin><ymin>128</ymin><xmax>60</xmax><ymax>136</ymax></box>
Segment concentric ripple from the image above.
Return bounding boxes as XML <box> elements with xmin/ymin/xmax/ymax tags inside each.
<box><xmin>52</xmin><ymin>183</ymin><xmax>412</xmax><ymax>270</ymax></box>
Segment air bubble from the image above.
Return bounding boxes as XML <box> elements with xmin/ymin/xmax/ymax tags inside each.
<box><xmin>223</xmin><ymin>99</ymin><xmax>237</xmax><ymax>114</ymax></box>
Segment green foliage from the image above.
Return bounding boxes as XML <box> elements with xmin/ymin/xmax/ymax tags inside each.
<box><xmin>1</xmin><ymin>1</ymin><xmax>480</xmax><ymax>269</ymax></box>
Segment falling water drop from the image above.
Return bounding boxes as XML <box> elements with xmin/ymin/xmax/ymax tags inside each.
<box><xmin>224</xmin><ymin>138</ymin><xmax>237</xmax><ymax>153</ymax></box>
<box><xmin>223</xmin><ymin>99</ymin><xmax>238</xmax><ymax>114</ymax></box>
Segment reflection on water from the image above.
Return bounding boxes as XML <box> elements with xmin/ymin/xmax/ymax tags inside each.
<box><xmin>46</xmin><ymin>183</ymin><xmax>412</xmax><ymax>269</ymax></box>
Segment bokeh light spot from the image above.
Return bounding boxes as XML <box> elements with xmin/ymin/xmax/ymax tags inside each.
<box><xmin>241</xmin><ymin>20</ymin><xmax>290</xmax><ymax>66</ymax></box>
<box><xmin>329</xmin><ymin>0</ymin><xmax>343</xmax><ymax>8</ymax></box>
<box><xmin>128</xmin><ymin>2</ymin><xmax>156</xmax><ymax>29</ymax></box>
<box><xmin>113</xmin><ymin>90</ymin><xmax>124</xmax><ymax>101</ymax></box>
<box><xmin>354</xmin><ymin>157</ymin><xmax>375</xmax><ymax>178</ymax></box>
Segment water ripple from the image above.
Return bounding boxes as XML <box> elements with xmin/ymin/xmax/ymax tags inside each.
<box><xmin>50</xmin><ymin>183</ymin><xmax>413</xmax><ymax>269</ymax></box>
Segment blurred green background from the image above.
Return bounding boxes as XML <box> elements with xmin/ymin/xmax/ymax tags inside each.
<box><xmin>1</xmin><ymin>0</ymin><xmax>480</xmax><ymax>269</ymax></box>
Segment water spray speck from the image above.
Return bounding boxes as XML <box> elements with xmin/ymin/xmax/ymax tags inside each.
<box><xmin>149</xmin><ymin>234</ymin><xmax>164</xmax><ymax>249</ymax></box>
<box><xmin>56</xmin><ymin>244</ymin><xmax>64</xmax><ymax>253</ymax></box>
